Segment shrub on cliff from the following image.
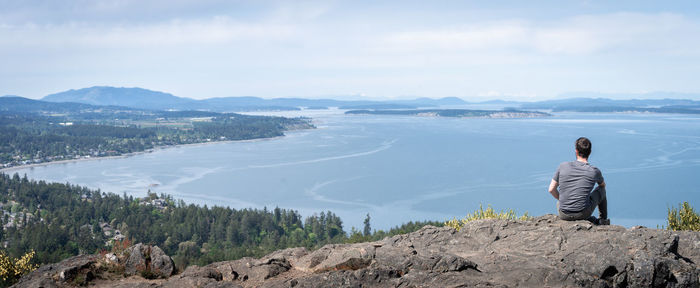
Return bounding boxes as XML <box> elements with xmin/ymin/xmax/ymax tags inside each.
<box><xmin>667</xmin><ymin>201</ymin><xmax>700</xmax><ymax>231</ymax></box>
<box><xmin>445</xmin><ymin>204</ymin><xmax>530</xmax><ymax>231</ymax></box>
<box><xmin>0</xmin><ymin>250</ymin><xmax>37</xmax><ymax>287</ymax></box>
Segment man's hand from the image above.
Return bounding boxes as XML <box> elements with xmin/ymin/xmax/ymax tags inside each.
<box><xmin>548</xmin><ymin>179</ymin><xmax>559</xmax><ymax>200</ymax></box>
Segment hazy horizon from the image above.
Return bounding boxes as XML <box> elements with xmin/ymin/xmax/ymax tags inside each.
<box><xmin>2</xmin><ymin>1</ymin><xmax>700</xmax><ymax>100</ymax></box>
<box><xmin>6</xmin><ymin>85</ymin><xmax>700</xmax><ymax>103</ymax></box>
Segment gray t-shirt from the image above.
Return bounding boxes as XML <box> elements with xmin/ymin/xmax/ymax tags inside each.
<box><xmin>553</xmin><ymin>161</ymin><xmax>604</xmax><ymax>213</ymax></box>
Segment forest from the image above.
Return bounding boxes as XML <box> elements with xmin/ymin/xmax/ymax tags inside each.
<box><xmin>0</xmin><ymin>112</ymin><xmax>313</xmax><ymax>166</ymax></box>
<box><xmin>0</xmin><ymin>173</ymin><xmax>441</xmax><ymax>270</ymax></box>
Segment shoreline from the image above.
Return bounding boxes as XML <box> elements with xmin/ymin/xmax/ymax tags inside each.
<box><xmin>0</xmin><ymin>134</ymin><xmax>287</xmax><ymax>174</ymax></box>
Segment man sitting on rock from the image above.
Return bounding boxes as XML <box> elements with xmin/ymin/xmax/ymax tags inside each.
<box><xmin>548</xmin><ymin>137</ymin><xmax>609</xmax><ymax>225</ymax></box>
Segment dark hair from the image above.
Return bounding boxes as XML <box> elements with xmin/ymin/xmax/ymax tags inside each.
<box><xmin>576</xmin><ymin>137</ymin><xmax>591</xmax><ymax>159</ymax></box>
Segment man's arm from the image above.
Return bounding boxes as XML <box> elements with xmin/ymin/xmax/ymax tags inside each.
<box><xmin>595</xmin><ymin>168</ymin><xmax>605</xmax><ymax>188</ymax></box>
<box><xmin>548</xmin><ymin>179</ymin><xmax>559</xmax><ymax>200</ymax></box>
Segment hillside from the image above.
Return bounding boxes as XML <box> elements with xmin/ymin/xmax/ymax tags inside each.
<box><xmin>0</xmin><ymin>173</ymin><xmax>440</xmax><ymax>280</ymax></box>
<box><xmin>0</xmin><ymin>96</ymin><xmax>108</xmax><ymax>113</ymax></box>
<box><xmin>36</xmin><ymin>86</ymin><xmax>700</xmax><ymax>114</ymax></box>
<box><xmin>14</xmin><ymin>215</ymin><xmax>700</xmax><ymax>287</ymax></box>
<box><xmin>43</xmin><ymin>87</ymin><xmax>196</xmax><ymax>111</ymax></box>
<box><xmin>39</xmin><ymin>86</ymin><xmax>469</xmax><ymax>112</ymax></box>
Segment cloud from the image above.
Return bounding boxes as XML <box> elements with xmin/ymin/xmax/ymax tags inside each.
<box><xmin>384</xmin><ymin>12</ymin><xmax>700</xmax><ymax>56</ymax></box>
<box><xmin>1</xmin><ymin>4</ymin><xmax>700</xmax><ymax>100</ymax></box>
<box><xmin>0</xmin><ymin>16</ymin><xmax>298</xmax><ymax>48</ymax></box>
<box><xmin>386</xmin><ymin>21</ymin><xmax>528</xmax><ymax>51</ymax></box>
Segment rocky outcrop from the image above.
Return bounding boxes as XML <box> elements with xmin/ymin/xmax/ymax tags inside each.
<box><xmin>12</xmin><ymin>254</ymin><xmax>100</xmax><ymax>287</ymax></box>
<box><xmin>13</xmin><ymin>215</ymin><xmax>700</xmax><ymax>287</ymax></box>
<box><xmin>123</xmin><ymin>243</ymin><xmax>175</xmax><ymax>278</ymax></box>
<box><xmin>12</xmin><ymin>243</ymin><xmax>175</xmax><ymax>287</ymax></box>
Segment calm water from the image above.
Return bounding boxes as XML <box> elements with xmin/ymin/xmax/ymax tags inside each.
<box><xmin>7</xmin><ymin>111</ymin><xmax>700</xmax><ymax>230</ymax></box>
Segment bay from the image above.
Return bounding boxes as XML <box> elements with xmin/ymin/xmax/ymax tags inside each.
<box><xmin>7</xmin><ymin>110</ymin><xmax>700</xmax><ymax>230</ymax></box>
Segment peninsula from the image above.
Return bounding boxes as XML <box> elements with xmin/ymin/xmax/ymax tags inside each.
<box><xmin>0</xmin><ymin>96</ymin><xmax>314</xmax><ymax>170</ymax></box>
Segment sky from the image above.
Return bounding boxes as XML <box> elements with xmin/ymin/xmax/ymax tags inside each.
<box><xmin>1</xmin><ymin>0</ymin><xmax>700</xmax><ymax>101</ymax></box>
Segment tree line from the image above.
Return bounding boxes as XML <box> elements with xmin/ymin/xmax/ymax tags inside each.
<box><xmin>0</xmin><ymin>113</ymin><xmax>312</xmax><ymax>165</ymax></box>
<box><xmin>0</xmin><ymin>173</ymin><xmax>442</xmax><ymax>270</ymax></box>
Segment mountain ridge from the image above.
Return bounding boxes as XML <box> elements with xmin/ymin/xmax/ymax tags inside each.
<box><xmin>43</xmin><ymin>86</ymin><xmax>197</xmax><ymax>111</ymax></box>
<box><xmin>41</xmin><ymin>86</ymin><xmax>462</xmax><ymax>111</ymax></box>
<box><xmin>8</xmin><ymin>85</ymin><xmax>699</xmax><ymax>113</ymax></box>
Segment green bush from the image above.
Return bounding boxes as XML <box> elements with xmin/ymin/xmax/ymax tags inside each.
<box><xmin>666</xmin><ymin>201</ymin><xmax>700</xmax><ymax>231</ymax></box>
<box><xmin>0</xmin><ymin>250</ymin><xmax>37</xmax><ymax>287</ymax></box>
<box><xmin>445</xmin><ymin>204</ymin><xmax>530</xmax><ymax>231</ymax></box>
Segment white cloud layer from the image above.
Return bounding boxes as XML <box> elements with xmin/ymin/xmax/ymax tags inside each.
<box><xmin>385</xmin><ymin>13</ymin><xmax>700</xmax><ymax>56</ymax></box>
<box><xmin>1</xmin><ymin>2</ymin><xmax>699</xmax><ymax>100</ymax></box>
<box><xmin>0</xmin><ymin>18</ymin><xmax>296</xmax><ymax>48</ymax></box>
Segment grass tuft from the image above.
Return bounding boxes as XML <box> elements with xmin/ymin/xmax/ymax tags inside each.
<box><xmin>445</xmin><ymin>204</ymin><xmax>531</xmax><ymax>231</ymax></box>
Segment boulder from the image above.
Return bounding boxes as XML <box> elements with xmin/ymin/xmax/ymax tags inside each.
<box><xmin>121</xmin><ymin>243</ymin><xmax>174</xmax><ymax>278</ymax></box>
<box><xmin>150</xmin><ymin>246</ymin><xmax>175</xmax><ymax>278</ymax></box>
<box><xmin>122</xmin><ymin>243</ymin><xmax>148</xmax><ymax>276</ymax></box>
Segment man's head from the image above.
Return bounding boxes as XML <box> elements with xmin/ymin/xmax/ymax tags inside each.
<box><xmin>575</xmin><ymin>137</ymin><xmax>592</xmax><ymax>159</ymax></box>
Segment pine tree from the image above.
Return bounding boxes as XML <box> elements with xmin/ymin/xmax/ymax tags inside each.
<box><xmin>363</xmin><ymin>213</ymin><xmax>371</xmax><ymax>236</ymax></box>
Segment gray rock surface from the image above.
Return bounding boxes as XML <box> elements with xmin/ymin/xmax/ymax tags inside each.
<box><xmin>122</xmin><ymin>243</ymin><xmax>175</xmax><ymax>278</ymax></box>
<box><xmin>150</xmin><ymin>245</ymin><xmax>175</xmax><ymax>278</ymax></box>
<box><xmin>123</xmin><ymin>243</ymin><xmax>148</xmax><ymax>276</ymax></box>
<box><xmin>12</xmin><ymin>254</ymin><xmax>99</xmax><ymax>288</ymax></box>
<box><xmin>14</xmin><ymin>215</ymin><xmax>700</xmax><ymax>287</ymax></box>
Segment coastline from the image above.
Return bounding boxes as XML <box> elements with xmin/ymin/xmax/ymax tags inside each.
<box><xmin>0</xmin><ymin>135</ymin><xmax>287</xmax><ymax>174</ymax></box>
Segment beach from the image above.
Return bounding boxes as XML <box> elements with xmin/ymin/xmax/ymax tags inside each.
<box><xmin>0</xmin><ymin>135</ymin><xmax>286</xmax><ymax>174</ymax></box>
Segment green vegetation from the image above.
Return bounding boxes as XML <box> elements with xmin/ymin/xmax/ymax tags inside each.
<box><xmin>346</xmin><ymin>220</ymin><xmax>443</xmax><ymax>244</ymax></box>
<box><xmin>0</xmin><ymin>173</ymin><xmax>439</xmax><ymax>272</ymax></box>
<box><xmin>0</xmin><ymin>111</ymin><xmax>313</xmax><ymax>167</ymax></box>
<box><xmin>444</xmin><ymin>204</ymin><xmax>531</xmax><ymax>231</ymax></box>
<box><xmin>0</xmin><ymin>250</ymin><xmax>37</xmax><ymax>287</ymax></box>
<box><xmin>666</xmin><ymin>201</ymin><xmax>700</xmax><ymax>231</ymax></box>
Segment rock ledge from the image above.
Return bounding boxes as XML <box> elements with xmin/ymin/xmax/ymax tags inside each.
<box><xmin>13</xmin><ymin>215</ymin><xmax>700</xmax><ymax>287</ymax></box>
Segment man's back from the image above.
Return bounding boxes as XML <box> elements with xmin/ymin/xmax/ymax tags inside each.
<box><xmin>554</xmin><ymin>161</ymin><xmax>604</xmax><ymax>213</ymax></box>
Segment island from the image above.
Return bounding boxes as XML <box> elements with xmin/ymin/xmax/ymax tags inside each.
<box><xmin>345</xmin><ymin>109</ymin><xmax>550</xmax><ymax>118</ymax></box>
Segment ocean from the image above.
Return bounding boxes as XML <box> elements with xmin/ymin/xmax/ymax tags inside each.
<box><xmin>7</xmin><ymin>110</ymin><xmax>700</xmax><ymax>230</ymax></box>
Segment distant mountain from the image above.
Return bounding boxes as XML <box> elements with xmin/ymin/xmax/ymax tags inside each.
<box><xmin>558</xmin><ymin>91</ymin><xmax>700</xmax><ymax>100</ymax></box>
<box><xmin>478</xmin><ymin>99</ymin><xmax>523</xmax><ymax>105</ymax></box>
<box><xmin>40</xmin><ymin>86</ymin><xmax>473</xmax><ymax>112</ymax></box>
<box><xmin>43</xmin><ymin>86</ymin><xmax>197</xmax><ymax>111</ymax></box>
<box><xmin>16</xmin><ymin>86</ymin><xmax>700</xmax><ymax>115</ymax></box>
<box><xmin>338</xmin><ymin>104</ymin><xmax>417</xmax><ymax>110</ymax></box>
<box><xmin>0</xmin><ymin>96</ymin><xmax>107</xmax><ymax>113</ymax></box>
<box><xmin>520</xmin><ymin>97</ymin><xmax>700</xmax><ymax>110</ymax></box>
<box><xmin>399</xmin><ymin>97</ymin><xmax>468</xmax><ymax>106</ymax></box>
<box><xmin>42</xmin><ymin>87</ymin><xmax>302</xmax><ymax>111</ymax></box>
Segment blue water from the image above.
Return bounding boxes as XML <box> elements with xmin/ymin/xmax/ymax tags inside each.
<box><xmin>7</xmin><ymin>111</ymin><xmax>700</xmax><ymax>230</ymax></box>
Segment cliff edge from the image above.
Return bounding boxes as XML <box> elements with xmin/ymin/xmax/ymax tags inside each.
<box><xmin>13</xmin><ymin>215</ymin><xmax>700</xmax><ymax>287</ymax></box>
